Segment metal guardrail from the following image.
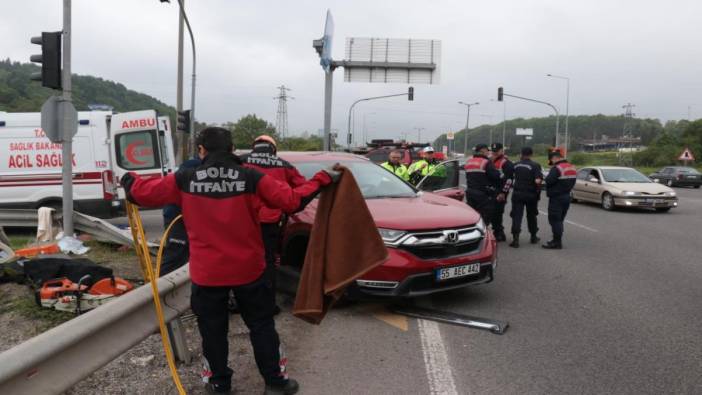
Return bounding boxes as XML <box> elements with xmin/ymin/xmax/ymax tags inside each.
<box><xmin>0</xmin><ymin>208</ymin><xmax>156</xmax><ymax>247</ymax></box>
<box><xmin>0</xmin><ymin>265</ymin><xmax>191</xmax><ymax>394</ymax></box>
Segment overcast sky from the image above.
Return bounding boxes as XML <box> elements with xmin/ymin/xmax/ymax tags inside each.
<box><xmin>2</xmin><ymin>0</ymin><xmax>701</xmax><ymax>143</ymax></box>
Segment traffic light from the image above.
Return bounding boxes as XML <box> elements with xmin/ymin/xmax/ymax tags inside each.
<box><xmin>177</xmin><ymin>110</ymin><xmax>191</xmax><ymax>134</ymax></box>
<box><xmin>30</xmin><ymin>32</ymin><xmax>62</xmax><ymax>90</ymax></box>
<box><xmin>408</xmin><ymin>86</ymin><xmax>414</xmax><ymax>101</ymax></box>
<box><xmin>497</xmin><ymin>87</ymin><xmax>503</xmax><ymax>102</ymax></box>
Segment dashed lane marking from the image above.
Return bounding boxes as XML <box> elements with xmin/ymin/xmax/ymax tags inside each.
<box><xmin>538</xmin><ymin>210</ymin><xmax>599</xmax><ymax>233</ymax></box>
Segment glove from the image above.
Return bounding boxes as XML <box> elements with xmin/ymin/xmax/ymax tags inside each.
<box><xmin>496</xmin><ymin>193</ymin><xmax>506</xmax><ymax>202</ymax></box>
<box><xmin>120</xmin><ymin>172</ymin><xmax>138</xmax><ymax>204</ymax></box>
<box><xmin>322</xmin><ymin>164</ymin><xmax>342</xmax><ymax>184</ymax></box>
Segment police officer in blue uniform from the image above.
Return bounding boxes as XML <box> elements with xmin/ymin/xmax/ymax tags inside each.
<box><xmin>508</xmin><ymin>147</ymin><xmax>543</xmax><ymax>248</ymax></box>
<box><xmin>543</xmin><ymin>150</ymin><xmax>577</xmax><ymax>249</ymax></box>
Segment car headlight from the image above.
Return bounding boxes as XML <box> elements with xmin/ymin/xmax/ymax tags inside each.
<box><xmin>475</xmin><ymin>218</ymin><xmax>486</xmax><ymax>233</ymax></box>
<box><xmin>667</xmin><ymin>191</ymin><xmax>676</xmax><ymax>196</ymax></box>
<box><xmin>622</xmin><ymin>191</ymin><xmax>637</xmax><ymax>196</ymax></box>
<box><xmin>378</xmin><ymin>228</ymin><xmax>406</xmax><ymax>244</ymax></box>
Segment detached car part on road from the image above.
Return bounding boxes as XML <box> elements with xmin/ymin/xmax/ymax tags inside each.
<box><xmin>278</xmin><ymin>152</ymin><xmax>496</xmax><ymax>299</ymax></box>
<box><xmin>572</xmin><ymin>166</ymin><xmax>678</xmax><ymax>212</ymax></box>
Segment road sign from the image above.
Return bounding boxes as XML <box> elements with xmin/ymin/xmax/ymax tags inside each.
<box><xmin>447</xmin><ymin>132</ymin><xmax>455</xmax><ymax>140</ymax></box>
<box><xmin>320</xmin><ymin>10</ymin><xmax>334</xmax><ymax>73</ymax></box>
<box><xmin>41</xmin><ymin>95</ymin><xmax>77</xmax><ymax>143</ymax></box>
<box><xmin>516</xmin><ymin>128</ymin><xmax>533</xmax><ymax>136</ymax></box>
<box><xmin>442</xmin><ymin>145</ymin><xmax>448</xmax><ymax>155</ymax></box>
<box><xmin>678</xmin><ymin>147</ymin><xmax>695</xmax><ymax>161</ymax></box>
<box><xmin>343</xmin><ymin>38</ymin><xmax>441</xmax><ymax>84</ymax></box>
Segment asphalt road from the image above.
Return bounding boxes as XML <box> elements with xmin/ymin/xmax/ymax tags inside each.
<box><xmin>279</xmin><ymin>186</ymin><xmax>702</xmax><ymax>395</ymax></box>
<box><xmin>109</xmin><ymin>189</ymin><xmax>702</xmax><ymax>394</ymax></box>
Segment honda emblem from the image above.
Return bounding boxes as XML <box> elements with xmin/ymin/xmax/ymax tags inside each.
<box><xmin>445</xmin><ymin>230</ymin><xmax>459</xmax><ymax>243</ymax></box>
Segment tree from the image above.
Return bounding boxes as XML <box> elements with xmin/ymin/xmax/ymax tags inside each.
<box><xmin>226</xmin><ymin>114</ymin><xmax>277</xmax><ymax>149</ymax></box>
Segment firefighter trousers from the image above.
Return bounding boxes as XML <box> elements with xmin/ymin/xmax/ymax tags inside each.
<box><xmin>261</xmin><ymin>222</ymin><xmax>280</xmax><ymax>299</ymax></box>
<box><xmin>510</xmin><ymin>192</ymin><xmax>539</xmax><ymax>235</ymax></box>
<box><xmin>191</xmin><ymin>277</ymin><xmax>286</xmax><ymax>390</ymax></box>
<box><xmin>548</xmin><ymin>193</ymin><xmax>571</xmax><ymax>241</ymax></box>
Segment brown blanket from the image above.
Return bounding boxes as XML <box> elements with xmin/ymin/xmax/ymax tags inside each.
<box><xmin>293</xmin><ymin>166</ymin><xmax>388</xmax><ymax>324</ymax></box>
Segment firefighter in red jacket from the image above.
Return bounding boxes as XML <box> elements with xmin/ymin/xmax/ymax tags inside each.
<box><xmin>489</xmin><ymin>143</ymin><xmax>514</xmax><ymax>242</ymax></box>
<box><xmin>464</xmin><ymin>144</ymin><xmax>502</xmax><ymax>222</ymax></box>
<box><xmin>241</xmin><ymin>135</ymin><xmax>307</xmax><ymax>314</ymax></box>
<box><xmin>121</xmin><ymin>127</ymin><xmax>338</xmax><ymax>395</ymax></box>
<box><xmin>543</xmin><ymin>150</ymin><xmax>577</xmax><ymax>249</ymax></box>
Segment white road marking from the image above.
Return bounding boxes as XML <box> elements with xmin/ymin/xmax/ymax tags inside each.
<box><xmin>538</xmin><ymin>210</ymin><xmax>599</xmax><ymax>233</ymax></box>
<box><xmin>418</xmin><ymin>319</ymin><xmax>460</xmax><ymax>395</ymax></box>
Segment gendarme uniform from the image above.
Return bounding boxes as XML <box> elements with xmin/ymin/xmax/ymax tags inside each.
<box><xmin>464</xmin><ymin>145</ymin><xmax>501</xmax><ymax>221</ymax></box>
<box><xmin>543</xmin><ymin>154</ymin><xmax>577</xmax><ymax>249</ymax></box>
<box><xmin>381</xmin><ymin>161</ymin><xmax>410</xmax><ymax>181</ymax></box>
<box><xmin>489</xmin><ymin>143</ymin><xmax>514</xmax><ymax>241</ymax></box>
<box><xmin>509</xmin><ymin>153</ymin><xmax>543</xmax><ymax>246</ymax></box>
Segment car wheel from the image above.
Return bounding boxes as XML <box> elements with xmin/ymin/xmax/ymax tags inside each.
<box><xmin>666</xmin><ymin>179</ymin><xmax>674</xmax><ymax>187</ymax></box>
<box><xmin>694</xmin><ymin>185</ymin><xmax>700</xmax><ymax>189</ymax></box>
<box><xmin>570</xmin><ymin>191</ymin><xmax>578</xmax><ymax>203</ymax></box>
<box><xmin>601</xmin><ymin>192</ymin><xmax>615</xmax><ymax>211</ymax></box>
<box><xmin>655</xmin><ymin>207</ymin><xmax>671</xmax><ymax>212</ymax></box>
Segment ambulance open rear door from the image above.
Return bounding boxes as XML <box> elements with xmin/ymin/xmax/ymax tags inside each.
<box><xmin>110</xmin><ymin>110</ymin><xmax>168</xmax><ymax>184</ymax></box>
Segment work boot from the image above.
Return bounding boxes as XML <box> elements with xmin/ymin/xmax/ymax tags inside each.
<box><xmin>509</xmin><ymin>234</ymin><xmax>519</xmax><ymax>248</ymax></box>
<box><xmin>205</xmin><ymin>383</ymin><xmax>232</xmax><ymax>394</ymax></box>
<box><xmin>530</xmin><ymin>234</ymin><xmax>540</xmax><ymax>244</ymax></box>
<box><xmin>264</xmin><ymin>379</ymin><xmax>299</xmax><ymax>395</ymax></box>
<box><xmin>494</xmin><ymin>231</ymin><xmax>507</xmax><ymax>242</ymax></box>
<box><xmin>541</xmin><ymin>240</ymin><xmax>562</xmax><ymax>249</ymax></box>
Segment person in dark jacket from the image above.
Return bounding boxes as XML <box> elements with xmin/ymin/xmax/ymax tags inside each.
<box><xmin>465</xmin><ymin>144</ymin><xmax>501</xmax><ymax>222</ymax></box>
<box><xmin>241</xmin><ymin>135</ymin><xmax>307</xmax><ymax>314</ymax></box>
<box><xmin>160</xmin><ymin>157</ymin><xmax>201</xmax><ymax>276</ymax></box>
<box><xmin>508</xmin><ymin>147</ymin><xmax>543</xmax><ymax>248</ymax></box>
<box><xmin>489</xmin><ymin>143</ymin><xmax>514</xmax><ymax>242</ymax></box>
<box><xmin>543</xmin><ymin>150</ymin><xmax>577</xmax><ymax>249</ymax></box>
<box><xmin>121</xmin><ymin>127</ymin><xmax>338</xmax><ymax>395</ymax></box>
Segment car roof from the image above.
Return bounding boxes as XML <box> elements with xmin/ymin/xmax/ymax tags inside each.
<box><xmin>588</xmin><ymin>166</ymin><xmax>636</xmax><ymax>170</ymax></box>
<box><xmin>278</xmin><ymin>151</ymin><xmax>370</xmax><ymax>163</ymax></box>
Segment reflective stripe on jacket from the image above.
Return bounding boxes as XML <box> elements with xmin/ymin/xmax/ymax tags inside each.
<box><xmin>381</xmin><ymin>162</ymin><xmax>410</xmax><ymax>181</ymax></box>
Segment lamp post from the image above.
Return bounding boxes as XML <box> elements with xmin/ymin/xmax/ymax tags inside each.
<box><xmin>346</xmin><ymin>89</ymin><xmax>413</xmax><ymax>150</ymax></box>
<box><xmin>414</xmin><ymin>127</ymin><xmax>425</xmax><ymax>143</ymax></box>
<box><xmin>547</xmin><ymin>74</ymin><xmax>569</xmax><ymax>151</ymax></box>
<box><xmin>498</xmin><ymin>88</ymin><xmax>560</xmax><ymax>147</ymax></box>
<box><xmin>362</xmin><ymin>112</ymin><xmax>375</xmax><ymax>144</ymax></box>
<box><xmin>458</xmin><ymin>101</ymin><xmax>479</xmax><ymax>155</ymax></box>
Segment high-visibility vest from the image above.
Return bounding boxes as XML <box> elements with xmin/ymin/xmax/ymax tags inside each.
<box><xmin>381</xmin><ymin>162</ymin><xmax>410</xmax><ymax>181</ymax></box>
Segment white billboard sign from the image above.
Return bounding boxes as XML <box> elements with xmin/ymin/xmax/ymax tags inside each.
<box><xmin>343</xmin><ymin>38</ymin><xmax>441</xmax><ymax>84</ymax></box>
<box><xmin>447</xmin><ymin>131</ymin><xmax>455</xmax><ymax>140</ymax></box>
<box><xmin>516</xmin><ymin>128</ymin><xmax>533</xmax><ymax>136</ymax></box>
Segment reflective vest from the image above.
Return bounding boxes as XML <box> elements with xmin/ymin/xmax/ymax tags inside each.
<box><xmin>465</xmin><ymin>155</ymin><xmax>500</xmax><ymax>193</ymax></box>
<box><xmin>409</xmin><ymin>159</ymin><xmax>445</xmax><ymax>177</ymax></box>
<box><xmin>381</xmin><ymin>162</ymin><xmax>410</xmax><ymax>181</ymax></box>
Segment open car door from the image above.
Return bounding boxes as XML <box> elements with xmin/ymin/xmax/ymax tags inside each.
<box><xmin>416</xmin><ymin>159</ymin><xmax>465</xmax><ymax>201</ymax></box>
<box><xmin>110</xmin><ymin>110</ymin><xmax>168</xmax><ymax>185</ymax></box>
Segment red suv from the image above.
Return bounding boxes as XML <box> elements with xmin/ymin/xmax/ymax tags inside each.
<box><xmin>278</xmin><ymin>152</ymin><xmax>496</xmax><ymax>298</ymax></box>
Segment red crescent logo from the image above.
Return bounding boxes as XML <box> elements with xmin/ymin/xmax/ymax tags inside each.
<box><xmin>125</xmin><ymin>141</ymin><xmax>148</xmax><ymax>165</ymax></box>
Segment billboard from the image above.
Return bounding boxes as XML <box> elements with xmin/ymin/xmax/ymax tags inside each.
<box><xmin>343</xmin><ymin>38</ymin><xmax>441</xmax><ymax>84</ymax></box>
<box><xmin>515</xmin><ymin>128</ymin><xmax>533</xmax><ymax>136</ymax></box>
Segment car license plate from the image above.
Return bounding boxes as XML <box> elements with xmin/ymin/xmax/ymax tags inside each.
<box><xmin>645</xmin><ymin>198</ymin><xmax>663</xmax><ymax>203</ymax></box>
<box><xmin>687</xmin><ymin>176</ymin><xmax>697</xmax><ymax>179</ymax></box>
<box><xmin>435</xmin><ymin>263</ymin><xmax>480</xmax><ymax>281</ymax></box>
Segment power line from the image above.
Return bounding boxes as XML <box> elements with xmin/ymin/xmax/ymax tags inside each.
<box><xmin>274</xmin><ymin>85</ymin><xmax>293</xmax><ymax>138</ymax></box>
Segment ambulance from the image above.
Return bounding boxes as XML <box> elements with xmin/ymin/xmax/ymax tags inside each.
<box><xmin>0</xmin><ymin>110</ymin><xmax>177</xmax><ymax>218</ymax></box>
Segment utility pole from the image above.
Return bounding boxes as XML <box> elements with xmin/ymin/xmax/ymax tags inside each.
<box><xmin>458</xmin><ymin>101</ymin><xmax>479</xmax><ymax>155</ymax></box>
<box><xmin>274</xmin><ymin>85</ymin><xmax>293</xmax><ymax>139</ymax></box>
<box><xmin>621</xmin><ymin>103</ymin><xmax>636</xmax><ymax>165</ymax></box>
<box><xmin>62</xmin><ymin>0</ymin><xmax>74</xmax><ymax>236</ymax></box>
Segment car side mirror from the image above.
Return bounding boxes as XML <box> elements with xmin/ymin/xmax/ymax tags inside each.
<box><xmin>589</xmin><ymin>177</ymin><xmax>599</xmax><ymax>183</ymax></box>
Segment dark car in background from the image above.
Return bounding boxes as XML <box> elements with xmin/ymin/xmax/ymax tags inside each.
<box><xmin>649</xmin><ymin>167</ymin><xmax>702</xmax><ymax>188</ymax></box>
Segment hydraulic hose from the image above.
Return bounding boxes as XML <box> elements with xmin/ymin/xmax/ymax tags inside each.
<box><xmin>125</xmin><ymin>201</ymin><xmax>187</xmax><ymax>395</ymax></box>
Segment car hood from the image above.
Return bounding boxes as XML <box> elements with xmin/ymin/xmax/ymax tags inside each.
<box><xmin>364</xmin><ymin>192</ymin><xmax>481</xmax><ymax>230</ymax></box>
<box><xmin>606</xmin><ymin>182</ymin><xmax>674</xmax><ymax>194</ymax></box>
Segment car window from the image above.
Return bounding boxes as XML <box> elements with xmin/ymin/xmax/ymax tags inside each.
<box><xmin>601</xmin><ymin>168</ymin><xmax>651</xmax><ymax>183</ymax></box>
<box><xmin>577</xmin><ymin>169</ymin><xmax>590</xmax><ymax>180</ymax></box>
<box><xmin>589</xmin><ymin>169</ymin><xmax>600</xmax><ymax>180</ymax></box>
<box><xmin>418</xmin><ymin>161</ymin><xmax>458</xmax><ymax>192</ymax></box>
<box><xmin>679</xmin><ymin>167</ymin><xmax>700</xmax><ymax>174</ymax></box>
<box><xmin>293</xmin><ymin>160</ymin><xmax>417</xmax><ymax>199</ymax></box>
<box><xmin>662</xmin><ymin>168</ymin><xmax>673</xmax><ymax>174</ymax></box>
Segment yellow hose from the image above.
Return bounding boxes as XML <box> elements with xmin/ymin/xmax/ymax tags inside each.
<box><xmin>125</xmin><ymin>201</ymin><xmax>187</xmax><ymax>395</ymax></box>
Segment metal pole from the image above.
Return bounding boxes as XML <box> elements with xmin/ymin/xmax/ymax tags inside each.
<box><xmin>502</xmin><ymin>101</ymin><xmax>506</xmax><ymax>147</ymax></box>
<box><xmin>61</xmin><ymin>0</ymin><xmax>73</xmax><ymax>237</ymax></box>
<box><xmin>176</xmin><ymin>2</ymin><xmax>184</xmax><ymax>163</ymax></box>
<box><xmin>565</xmin><ymin>78</ymin><xmax>570</xmax><ymax>151</ymax></box>
<box><xmin>176</xmin><ymin>0</ymin><xmax>196</xmax><ymax>155</ymax></box>
<box><xmin>502</xmin><ymin>92</ymin><xmax>559</xmax><ymax>148</ymax></box>
<box><xmin>463</xmin><ymin>107</ymin><xmax>470</xmax><ymax>154</ymax></box>
<box><xmin>346</xmin><ymin>92</ymin><xmax>411</xmax><ymax>149</ymax></box>
<box><xmin>323</xmin><ymin>71</ymin><xmax>333</xmax><ymax>151</ymax></box>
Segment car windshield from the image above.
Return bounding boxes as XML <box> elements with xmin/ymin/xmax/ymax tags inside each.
<box><xmin>679</xmin><ymin>167</ymin><xmax>700</xmax><ymax>174</ymax></box>
<box><xmin>293</xmin><ymin>160</ymin><xmax>417</xmax><ymax>199</ymax></box>
<box><xmin>601</xmin><ymin>168</ymin><xmax>651</xmax><ymax>183</ymax></box>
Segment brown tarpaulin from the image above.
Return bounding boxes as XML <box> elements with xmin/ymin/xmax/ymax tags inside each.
<box><xmin>293</xmin><ymin>166</ymin><xmax>388</xmax><ymax>324</ymax></box>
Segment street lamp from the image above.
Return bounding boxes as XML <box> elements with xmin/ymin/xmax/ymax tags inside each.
<box><xmin>362</xmin><ymin>112</ymin><xmax>376</xmax><ymax>144</ymax></box>
<box><xmin>458</xmin><ymin>101</ymin><xmax>479</xmax><ymax>155</ymax></box>
<box><xmin>414</xmin><ymin>127</ymin><xmax>425</xmax><ymax>143</ymax></box>
<box><xmin>547</xmin><ymin>74</ymin><xmax>570</xmax><ymax>151</ymax></box>
<box><xmin>490</xmin><ymin>99</ymin><xmax>506</xmax><ymax>147</ymax></box>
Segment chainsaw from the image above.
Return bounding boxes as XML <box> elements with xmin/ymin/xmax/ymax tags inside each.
<box><xmin>37</xmin><ymin>274</ymin><xmax>133</xmax><ymax>314</ymax></box>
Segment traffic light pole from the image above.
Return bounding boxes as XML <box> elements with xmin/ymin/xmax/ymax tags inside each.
<box><xmin>346</xmin><ymin>89</ymin><xmax>413</xmax><ymax>150</ymax></box>
<box><xmin>61</xmin><ymin>0</ymin><xmax>74</xmax><ymax>237</ymax></box>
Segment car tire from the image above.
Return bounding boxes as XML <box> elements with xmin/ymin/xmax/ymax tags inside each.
<box><xmin>694</xmin><ymin>185</ymin><xmax>700</xmax><ymax>189</ymax></box>
<box><xmin>655</xmin><ymin>207</ymin><xmax>671</xmax><ymax>212</ymax></box>
<box><xmin>601</xmin><ymin>192</ymin><xmax>615</xmax><ymax>211</ymax></box>
<box><xmin>666</xmin><ymin>179</ymin><xmax>674</xmax><ymax>187</ymax></box>
<box><xmin>570</xmin><ymin>191</ymin><xmax>578</xmax><ymax>203</ymax></box>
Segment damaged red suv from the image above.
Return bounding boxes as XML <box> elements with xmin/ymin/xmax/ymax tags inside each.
<box><xmin>277</xmin><ymin>152</ymin><xmax>496</xmax><ymax>298</ymax></box>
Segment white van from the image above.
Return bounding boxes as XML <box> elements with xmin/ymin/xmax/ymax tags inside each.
<box><xmin>0</xmin><ymin>110</ymin><xmax>176</xmax><ymax>218</ymax></box>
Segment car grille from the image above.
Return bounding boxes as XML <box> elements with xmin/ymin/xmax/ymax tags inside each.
<box><xmin>395</xmin><ymin>226</ymin><xmax>484</xmax><ymax>260</ymax></box>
